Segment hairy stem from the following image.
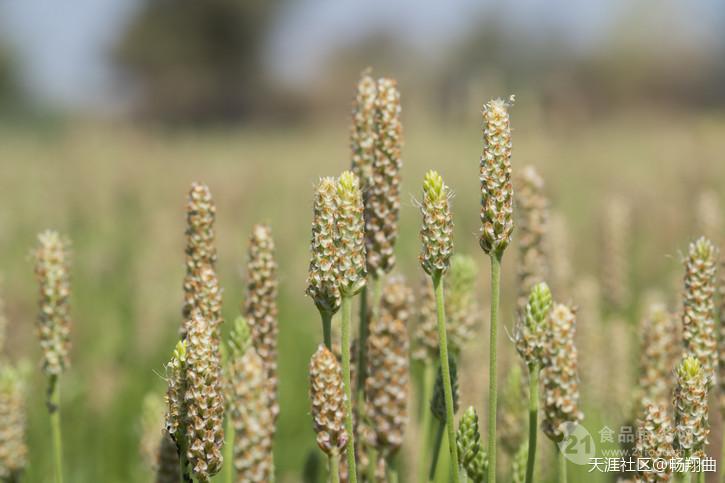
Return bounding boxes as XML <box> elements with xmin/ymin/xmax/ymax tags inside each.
<box><xmin>321</xmin><ymin>310</ymin><xmax>333</xmax><ymax>350</ymax></box>
<box><xmin>418</xmin><ymin>363</ymin><xmax>435</xmax><ymax>483</ymax></box>
<box><xmin>487</xmin><ymin>255</ymin><xmax>502</xmax><ymax>483</ymax></box>
<box><xmin>432</xmin><ymin>272</ymin><xmax>460</xmax><ymax>483</ymax></box>
<box><xmin>557</xmin><ymin>445</ymin><xmax>566</xmax><ymax>483</ymax></box>
<box><xmin>341</xmin><ymin>295</ymin><xmax>358</xmax><ymax>483</ymax></box>
<box><xmin>329</xmin><ymin>449</ymin><xmax>341</xmax><ymax>483</ymax></box>
<box><xmin>47</xmin><ymin>375</ymin><xmax>63</xmax><ymax>483</ymax></box>
<box><xmin>526</xmin><ymin>365</ymin><xmax>539</xmax><ymax>483</ymax></box>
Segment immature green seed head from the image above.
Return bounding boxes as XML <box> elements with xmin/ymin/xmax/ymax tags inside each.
<box><xmin>365</xmin><ymin>77</ymin><xmax>402</xmax><ymax>277</ymax></box>
<box><xmin>456</xmin><ymin>406</ymin><xmax>483</xmax><ymax>472</ymax></box>
<box><xmin>336</xmin><ymin>171</ymin><xmax>367</xmax><ymax>296</ymax></box>
<box><xmin>309</xmin><ymin>344</ymin><xmax>348</xmax><ymax>455</ymax></box>
<box><xmin>511</xmin><ymin>440</ymin><xmax>528</xmax><ymax>483</ymax></box>
<box><xmin>244</xmin><ymin>224</ymin><xmax>279</xmax><ymax>422</ymax></box>
<box><xmin>681</xmin><ymin>236</ymin><xmax>719</xmax><ymax>385</ymax></box>
<box><xmin>514</xmin><ymin>282</ymin><xmax>553</xmax><ymax>367</ymax></box>
<box><xmin>33</xmin><ymin>230</ymin><xmax>72</xmax><ymax>375</ymax></box>
<box><xmin>0</xmin><ymin>364</ymin><xmax>28</xmax><ymax>481</ymax></box>
<box><xmin>350</xmin><ymin>69</ymin><xmax>377</xmax><ymax>191</ymax></box>
<box><xmin>673</xmin><ymin>355</ymin><xmax>709</xmax><ymax>456</ymax></box>
<box><xmin>228</xmin><ymin>316</ymin><xmax>252</xmax><ymax>356</ymax></box>
<box><xmin>419</xmin><ymin>170</ymin><xmax>454</xmax><ymax>277</ymax></box>
<box><xmin>431</xmin><ymin>356</ymin><xmax>458</xmax><ymax>422</ymax></box>
<box><xmin>479</xmin><ymin>96</ymin><xmax>515</xmax><ymax>258</ymax></box>
<box><xmin>306</xmin><ymin>177</ymin><xmax>341</xmax><ymax>316</ymax></box>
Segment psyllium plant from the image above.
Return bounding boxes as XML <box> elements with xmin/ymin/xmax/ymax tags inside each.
<box><xmin>514</xmin><ymin>166</ymin><xmax>549</xmax><ymax>313</ymax></box>
<box><xmin>0</xmin><ymin>364</ymin><xmax>28</xmax><ymax>482</ymax></box>
<box><xmin>457</xmin><ymin>406</ymin><xmax>487</xmax><ymax>483</ymax></box>
<box><xmin>309</xmin><ymin>344</ymin><xmax>348</xmax><ymax>483</ymax></box>
<box><xmin>183</xmin><ymin>183</ymin><xmax>218</xmax><ymax>329</ymax></box>
<box><xmin>681</xmin><ymin>237</ymin><xmax>719</xmax><ymax>385</ymax></box>
<box><xmin>166</xmin><ymin>311</ymin><xmax>225</xmax><ymax>483</ymax></box>
<box><xmin>188</xmin><ymin>265</ymin><xmax>224</xmax><ymax>343</ymax></box>
<box><xmin>225</xmin><ymin>317</ymin><xmax>274</xmax><ymax>482</ymax></box>
<box><xmin>541</xmin><ymin>304</ymin><xmax>583</xmax><ymax>483</ymax></box>
<box><xmin>673</xmin><ymin>356</ymin><xmax>709</xmax><ymax>483</ymax></box>
<box><xmin>513</xmin><ymin>282</ymin><xmax>553</xmax><ymax>483</ymax></box>
<box><xmin>634</xmin><ymin>403</ymin><xmax>675</xmax><ymax>483</ymax></box>
<box><xmin>244</xmin><ymin>224</ymin><xmax>279</xmax><ymax>422</ymax></box>
<box><xmin>306</xmin><ymin>177</ymin><xmax>341</xmax><ymax>348</ymax></box>
<box><xmin>350</xmin><ymin>69</ymin><xmax>377</xmax><ymax>192</ymax></box>
<box><xmin>418</xmin><ymin>170</ymin><xmax>459</xmax><ymax>482</ymax></box>
<box><xmin>33</xmin><ymin>230</ymin><xmax>72</xmax><ymax>483</ymax></box>
<box><xmin>363</xmin><ymin>275</ymin><xmax>411</xmax><ymax>479</ymax></box>
<box><xmin>637</xmin><ymin>303</ymin><xmax>678</xmax><ymax>411</ymax></box>
<box><xmin>479</xmin><ymin>96</ymin><xmax>515</xmax><ymax>483</ymax></box>
<box><xmin>335</xmin><ymin>170</ymin><xmax>366</xmax><ymax>483</ymax></box>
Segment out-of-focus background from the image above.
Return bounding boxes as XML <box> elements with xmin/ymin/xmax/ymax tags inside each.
<box><xmin>0</xmin><ymin>1</ymin><xmax>724</xmax><ymax>481</ymax></box>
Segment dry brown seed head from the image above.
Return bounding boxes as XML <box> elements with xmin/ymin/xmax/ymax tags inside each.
<box><xmin>350</xmin><ymin>69</ymin><xmax>377</xmax><ymax>192</ymax></box>
<box><xmin>600</xmin><ymin>196</ymin><xmax>631</xmax><ymax>312</ymax></box>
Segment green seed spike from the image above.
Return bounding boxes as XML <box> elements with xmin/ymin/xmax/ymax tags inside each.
<box><xmin>336</xmin><ymin>171</ymin><xmax>367</xmax><ymax>297</ymax></box>
<box><xmin>673</xmin><ymin>355</ymin><xmax>710</xmax><ymax>457</ymax></box>
<box><xmin>514</xmin><ymin>282</ymin><xmax>553</xmax><ymax>368</ymax></box>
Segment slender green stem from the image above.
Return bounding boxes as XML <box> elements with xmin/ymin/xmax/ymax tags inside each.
<box><xmin>557</xmin><ymin>445</ymin><xmax>566</xmax><ymax>483</ymax></box>
<box><xmin>698</xmin><ymin>471</ymin><xmax>704</xmax><ymax>483</ymax></box>
<box><xmin>429</xmin><ymin>421</ymin><xmax>445</xmax><ymax>480</ymax></box>
<box><xmin>224</xmin><ymin>415</ymin><xmax>234</xmax><ymax>483</ymax></box>
<box><xmin>366</xmin><ymin>447</ymin><xmax>378</xmax><ymax>482</ymax></box>
<box><xmin>321</xmin><ymin>310</ymin><xmax>333</xmax><ymax>350</ymax></box>
<box><xmin>418</xmin><ymin>363</ymin><xmax>435</xmax><ymax>483</ymax></box>
<box><xmin>525</xmin><ymin>365</ymin><xmax>539</xmax><ymax>483</ymax></box>
<box><xmin>387</xmin><ymin>455</ymin><xmax>399</xmax><ymax>483</ymax></box>
<box><xmin>329</xmin><ymin>450</ymin><xmax>341</xmax><ymax>483</ymax></box>
<box><xmin>432</xmin><ymin>272</ymin><xmax>460</xmax><ymax>483</ymax></box>
<box><xmin>487</xmin><ymin>255</ymin><xmax>502</xmax><ymax>483</ymax></box>
<box><xmin>47</xmin><ymin>375</ymin><xmax>63</xmax><ymax>483</ymax></box>
<box><xmin>682</xmin><ymin>450</ymin><xmax>691</xmax><ymax>483</ymax></box>
<box><xmin>340</xmin><ymin>295</ymin><xmax>358</xmax><ymax>483</ymax></box>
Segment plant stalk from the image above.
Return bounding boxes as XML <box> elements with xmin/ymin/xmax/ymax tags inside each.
<box><xmin>418</xmin><ymin>363</ymin><xmax>435</xmax><ymax>483</ymax></box>
<box><xmin>321</xmin><ymin>310</ymin><xmax>333</xmax><ymax>350</ymax></box>
<box><xmin>224</xmin><ymin>415</ymin><xmax>234</xmax><ymax>483</ymax></box>
<box><xmin>487</xmin><ymin>255</ymin><xmax>502</xmax><ymax>483</ymax></box>
<box><xmin>341</xmin><ymin>295</ymin><xmax>358</xmax><ymax>483</ymax></box>
<box><xmin>329</xmin><ymin>449</ymin><xmax>341</xmax><ymax>483</ymax></box>
<box><xmin>428</xmin><ymin>421</ymin><xmax>445</xmax><ymax>481</ymax></box>
<box><xmin>432</xmin><ymin>272</ymin><xmax>460</xmax><ymax>483</ymax></box>
<box><xmin>525</xmin><ymin>364</ymin><xmax>539</xmax><ymax>483</ymax></box>
<box><xmin>557</xmin><ymin>445</ymin><xmax>566</xmax><ymax>483</ymax></box>
<box><xmin>47</xmin><ymin>375</ymin><xmax>63</xmax><ymax>483</ymax></box>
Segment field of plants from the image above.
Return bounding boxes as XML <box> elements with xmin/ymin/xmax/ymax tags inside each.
<box><xmin>0</xmin><ymin>72</ymin><xmax>724</xmax><ymax>483</ymax></box>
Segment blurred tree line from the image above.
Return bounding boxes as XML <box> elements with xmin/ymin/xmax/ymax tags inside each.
<box><xmin>115</xmin><ymin>0</ymin><xmax>725</xmax><ymax>124</ymax></box>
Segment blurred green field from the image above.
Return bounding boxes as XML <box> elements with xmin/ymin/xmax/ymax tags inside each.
<box><xmin>0</xmin><ymin>105</ymin><xmax>724</xmax><ymax>482</ymax></box>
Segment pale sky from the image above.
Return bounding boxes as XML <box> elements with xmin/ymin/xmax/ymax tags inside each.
<box><xmin>0</xmin><ymin>0</ymin><xmax>722</xmax><ymax>108</ymax></box>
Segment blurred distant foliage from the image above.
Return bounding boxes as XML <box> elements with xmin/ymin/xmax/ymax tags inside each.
<box><xmin>0</xmin><ymin>43</ymin><xmax>23</xmax><ymax>112</ymax></box>
<box><xmin>115</xmin><ymin>0</ymin><xmax>280</xmax><ymax>123</ymax></box>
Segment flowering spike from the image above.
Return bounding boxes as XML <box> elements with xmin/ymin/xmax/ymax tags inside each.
<box><xmin>336</xmin><ymin>171</ymin><xmax>367</xmax><ymax>296</ymax></box>
<box><xmin>479</xmin><ymin>96</ymin><xmax>515</xmax><ymax>258</ymax></box>
<box><xmin>457</xmin><ymin>406</ymin><xmax>487</xmax><ymax>482</ymax></box>
<box><xmin>673</xmin><ymin>356</ymin><xmax>709</xmax><ymax>456</ymax></box>
<box><xmin>419</xmin><ymin>170</ymin><xmax>454</xmax><ymax>276</ymax></box>
<box><xmin>634</xmin><ymin>403</ymin><xmax>675</xmax><ymax>482</ymax></box>
<box><xmin>306</xmin><ymin>177</ymin><xmax>341</xmax><ymax>316</ymax></box>
<box><xmin>244</xmin><ymin>224</ymin><xmax>279</xmax><ymax>422</ymax></box>
<box><xmin>365</xmin><ymin>77</ymin><xmax>402</xmax><ymax>277</ymax></box>
<box><xmin>33</xmin><ymin>230</ymin><xmax>72</xmax><ymax>375</ymax></box>
<box><xmin>637</xmin><ymin>303</ymin><xmax>678</xmax><ymax>411</ymax></box>
<box><xmin>681</xmin><ymin>237</ymin><xmax>719</xmax><ymax>384</ymax></box>
<box><xmin>183</xmin><ymin>183</ymin><xmax>217</xmax><ymax>325</ymax></box>
<box><xmin>309</xmin><ymin>344</ymin><xmax>348</xmax><ymax>455</ymax></box>
<box><xmin>541</xmin><ymin>303</ymin><xmax>583</xmax><ymax>442</ymax></box>
<box><xmin>350</xmin><ymin>69</ymin><xmax>377</xmax><ymax>192</ymax></box>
